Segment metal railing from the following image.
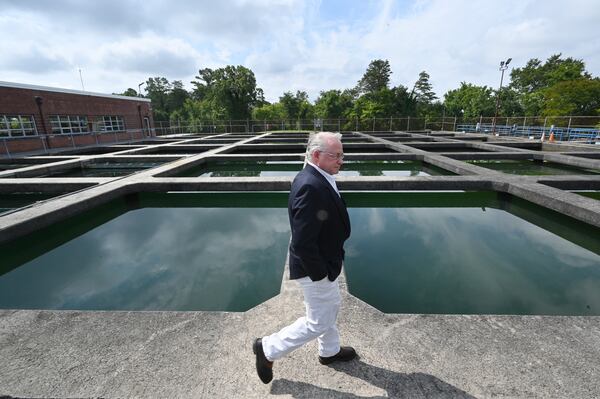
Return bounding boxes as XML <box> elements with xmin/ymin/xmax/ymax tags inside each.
<box><xmin>155</xmin><ymin>116</ymin><xmax>600</xmax><ymax>144</ymax></box>
<box><xmin>456</xmin><ymin>116</ymin><xmax>600</xmax><ymax>143</ymax></box>
<box><xmin>155</xmin><ymin>117</ymin><xmax>437</xmax><ymax>135</ymax></box>
<box><xmin>1</xmin><ymin>128</ymin><xmax>154</xmax><ymax>158</ymax></box>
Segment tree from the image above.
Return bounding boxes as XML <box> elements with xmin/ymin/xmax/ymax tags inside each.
<box><xmin>145</xmin><ymin>77</ymin><xmax>173</xmax><ymax>121</ymax></box>
<box><xmin>391</xmin><ymin>85</ymin><xmax>417</xmax><ymax>117</ymax></box>
<box><xmin>356</xmin><ymin>59</ymin><xmax>391</xmax><ymax>94</ymax></box>
<box><xmin>410</xmin><ymin>71</ymin><xmax>437</xmax><ymax>104</ymax></box>
<box><xmin>116</xmin><ymin>88</ymin><xmax>138</xmax><ymax>97</ymax></box>
<box><xmin>313</xmin><ymin>89</ymin><xmax>355</xmax><ymax>119</ymax></box>
<box><xmin>542</xmin><ymin>78</ymin><xmax>600</xmax><ymax>116</ymax></box>
<box><xmin>495</xmin><ymin>87</ymin><xmax>523</xmax><ymax>117</ymax></box>
<box><xmin>252</xmin><ymin>102</ymin><xmax>286</xmax><ymax>120</ymax></box>
<box><xmin>279</xmin><ymin>91</ymin><xmax>313</xmax><ymax>120</ymax></box>
<box><xmin>410</xmin><ymin>71</ymin><xmax>438</xmax><ymax>117</ymax></box>
<box><xmin>510</xmin><ymin>54</ymin><xmax>590</xmax><ymax>94</ymax></box>
<box><xmin>191</xmin><ymin>65</ymin><xmax>263</xmax><ymax>120</ymax></box>
<box><xmin>443</xmin><ymin>82</ymin><xmax>495</xmax><ymax>119</ymax></box>
<box><xmin>510</xmin><ymin>54</ymin><xmax>592</xmax><ymax>115</ymax></box>
<box><xmin>167</xmin><ymin>80</ymin><xmax>190</xmax><ymax>116</ymax></box>
<box><xmin>348</xmin><ymin>89</ymin><xmax>397</xmax><ymax>120</ymax></box>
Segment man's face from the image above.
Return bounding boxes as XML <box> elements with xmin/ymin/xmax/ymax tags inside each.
<box><xmin>314</xmin><ymin>138</ymin><xmax>344</xmax><ymax>175</ymax></box>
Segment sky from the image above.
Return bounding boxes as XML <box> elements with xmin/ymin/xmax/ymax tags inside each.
<box><xmin>1</xmin><ymin>0</ymin><xmax>599</xmax><ymax>103</ymax></box>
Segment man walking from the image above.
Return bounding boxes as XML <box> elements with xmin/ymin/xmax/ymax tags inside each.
<box><xmin>253</xmin><ymin>132</ymin><xmax>356</xmax><ymax>384</ymax></box>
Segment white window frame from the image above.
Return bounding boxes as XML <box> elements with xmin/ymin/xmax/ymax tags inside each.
<box><xmin>0</xmin><ymin>115</ymin><xmax>38</xmax><ymax>137</ymax></box>
<box><xmin>49</xmin><ymin>115</ymin><xmax>89</xmax><ymax>134</ymax></box>
<box><xmin>95</xmin><ymin>116</ymin><xmax>125</xmax><ymax>133</ymax></box>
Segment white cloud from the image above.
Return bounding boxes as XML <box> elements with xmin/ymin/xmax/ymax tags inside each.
<box><xmin>1</xmin><ymin>0</ymin><xmax>598</xmax><ymax>102</ymax></box>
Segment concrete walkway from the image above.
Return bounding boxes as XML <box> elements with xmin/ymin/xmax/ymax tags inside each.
<box><xmin>1</xmin><ymin>261</ymin><xmax>599</xmax><ymax>398</ymax></box>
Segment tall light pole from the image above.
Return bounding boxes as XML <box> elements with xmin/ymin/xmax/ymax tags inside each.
<box><xmin>138</xmin><ymin>81</ymin><xmax>146</xmax><ymax>97</ymax></box>
<box><xmin>492</xmin><ymin>57</ymin><xmax>511</xmax><ymax>135</ymax></box>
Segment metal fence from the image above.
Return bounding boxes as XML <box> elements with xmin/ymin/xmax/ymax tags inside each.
<box><xmin>455</xmin><ymin>116</ymin><xmax>600</xmax><ymax>143</ymax></box>
<box><xmin>155</xmin><ymin>116</ymin><xmax>600</xmax><ymax>143</ymax></box>
<box><xmin>155</xmin><ymin>117</ymin><xmax>438</xmax><ymax>135</ymax></box>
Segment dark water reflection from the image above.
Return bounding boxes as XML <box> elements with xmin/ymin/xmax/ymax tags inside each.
<box><xmin>0</xmin><ymin>193</ymin><xmax>59</xmax><ymax>215</ymax></box>
<box><xmin>1</xmin><ymin>192</ymin><xmax>598</xmax><ymax>315</ymax></box>
<box><xmin>467</xmin><ymin>159</ymin><xmax>600</xmax><ymax>175</ymax></box>
<box><xmin>345</xmin><ymin>200</ymin><xmax>600</xmax><ymax>315</ymax></box>
<box><xmin>44</xmin><ymin>161</ymin><xmax>166</xmax><ymax>178</ymax></box>
<box><xmin>176</xmin><ymin>161</ymin><xmax>451</xmax><ymax>177</ymax></box>
<box><xmin>0</xmin><ymin>205</ymin><xmax>289</xmax><ymax>311</ymax></box>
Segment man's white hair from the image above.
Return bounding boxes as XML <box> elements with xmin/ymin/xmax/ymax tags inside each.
<box><xmin>306</xmin><ymin>132</ymin><xmax>343</xmax><ymax>162</ymax></box>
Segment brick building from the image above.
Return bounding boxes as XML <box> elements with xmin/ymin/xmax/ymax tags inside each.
<box><xmin>0</xmin><ymin>81</ymin><xmax>154</xmax><ymax>156</ymax></box>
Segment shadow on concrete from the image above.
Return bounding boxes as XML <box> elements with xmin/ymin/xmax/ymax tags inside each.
<box><xmin>270</xmin><ymin>360</ymin><xmax>477</xmax><ymax>398</ymax></box>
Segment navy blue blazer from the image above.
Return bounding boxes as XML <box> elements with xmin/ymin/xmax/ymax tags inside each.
<box><xmin>288</xmin><ymin>164</ymin><xmax>351</xmax><ymax>281</ymax></box>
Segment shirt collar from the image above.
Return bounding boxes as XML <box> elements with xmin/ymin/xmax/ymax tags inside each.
<box><xmin>306</xmin><ymin>160</ymin><xmax>335</xmax><ymax>180</ymax></box>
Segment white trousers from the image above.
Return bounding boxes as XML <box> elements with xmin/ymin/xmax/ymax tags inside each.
<box><xmin>262</xmin><ymin>276</ymin><xmax>341</xmax><ymax>361</ymax></box>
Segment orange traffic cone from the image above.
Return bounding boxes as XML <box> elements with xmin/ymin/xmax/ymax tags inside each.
<box><xmin>549</xmin><ymin>132</ymin><xmax>555</xmax><ymax>142</ymax></box>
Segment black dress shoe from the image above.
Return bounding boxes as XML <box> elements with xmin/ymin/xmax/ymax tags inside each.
<box><xmin>319</xmin><ymin>346</ymin><xmax>357</xmax><ymax>365</ymax></box>
<box><xmin>253</xmin><ymin>338</ymin><xmax>273</xmax><ymax>384</ymax></box>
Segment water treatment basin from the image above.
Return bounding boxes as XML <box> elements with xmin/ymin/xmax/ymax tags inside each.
<box><xmin>171</xmin><ymin>160</ymin><xmax>453</xmax><ymax>177</ymax></box>
<box><xmin>343</xmin><ymin>191</ymin><xmax>600</xmax><ymax>315</ymax></box>
<box><xmin>467</xmin><ymin>159</ymin><xmax>600</xmax><ymax>175</ymax></box>
<box><xmin>0</xmin><ymin>193</ymin><xmax>290</xmax><ymax>312</ymax></box>
<box><xmin>40</xmin><ymin>160</ymin><xmax>169</xmax><ymax>178</ymax></box>
<box><xmin>0</xmin><ymin>191</ymin><xmax>597</xmax><ymax>315</ymax></box>
<box><xmin>0</xmin><ymin>158</ymin><xmax>69</xmax><ymax>171</ymax></box>
<box><xmin>0</xmin><ymin>192</ymin><xmax>70</xmax><ymax>216</ymax></box>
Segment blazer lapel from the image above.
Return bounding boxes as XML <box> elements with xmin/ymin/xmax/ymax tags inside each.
<box><xmin>305</xmin><ymin>165</ymin><xmax>350</xmax><ymax>234</ymax></box>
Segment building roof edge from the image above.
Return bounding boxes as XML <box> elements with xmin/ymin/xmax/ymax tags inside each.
<box><xmin>0</xmin><ymin>81</ymin><xmax>152</xmax><ymax>103</ymax></box>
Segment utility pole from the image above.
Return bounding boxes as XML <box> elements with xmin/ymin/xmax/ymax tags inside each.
<box><xmin>492</xmin><ymin>58</ymin><xmax>512</xmax><ymax>135</ymax></box>
<box><xmin>138</xmin><ymin>81</ymin><xmax>146</xmax><ymax>97</ymax></box>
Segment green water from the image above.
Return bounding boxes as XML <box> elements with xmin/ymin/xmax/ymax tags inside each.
<box><xmin>343</xmin><ymin>192</ymin><xmax>600</xmax><ymax>315</ymax></box>
<box><xmin>411</xmin><ymin>146</ymin><xmax>491</xmax><ymax>152</ymax></box>
<box><xmin>174</xmin><ymin>161</ymin><xmax>452</xmax><ymax>177</ymax></box>
<box><xmin>0</xmin><ymin>193</ymin><xmax>59</xmax><ymax>215</ymax></box>
<box><xmin>0</xmin><ymin>192</ymin><xmax>598</xmax><ymax>314</ymax></box>
<box><xmin>229</xmin><ymin>147</ymin><xmax>398</xmax><ymax>154</ymax></box>
<box><xmin>0</xmin><ymin>193</ymin><xmax>290</xmax><ymax>311</ymax></box>
<box><xmin>0</xmin><ymin>163</ymin><xmax>39</xmax><ymax>171</ymax></box>
<box><xmin>44</xmin><ymin>161</ymin><xmax>165</xmax><ymax>178</ymax></box>
<box><xmin>467</xmin><ymin>160</ymin><xmax>600</xmax><ymax>175</ymax></box>
<box><xmin>572</xmin><ymin>191</ymin><xmax>600</xmax><ymax>200</ymax></box>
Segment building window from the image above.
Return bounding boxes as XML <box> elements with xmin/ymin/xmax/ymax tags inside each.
<box><xmin>49</xmin><ymin>115</ymin><xmax>88</xmax><ymax>134</ymax></box>
<box><xmin>0</xmin><ymin>115</ymin><xmax>38</xmax><ymax>137</ymax></box>
<box><xmin>96</xmin><ymin>116</ymin><xmax>125</xmax><ymax>132</ymax></box>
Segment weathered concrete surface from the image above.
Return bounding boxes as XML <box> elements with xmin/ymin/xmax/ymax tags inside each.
<box><xmin>1</xmin><ymin>131</ymin><xmax>600</xmax><ymax>398</ymax></box>
<box><xmin>1</xmin><ymin>264</ymin><xmax>599</xmax><ymax>399</ymax></box>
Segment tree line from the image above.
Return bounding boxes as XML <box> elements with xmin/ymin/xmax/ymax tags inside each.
<box><xmin>118</xmin><ymin>54</ymin><xmax>600</xmax><ymax>122</ymax></box>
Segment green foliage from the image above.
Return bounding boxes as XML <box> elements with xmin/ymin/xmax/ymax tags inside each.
<box><xmin>313</xmin><ymin>89</ymin><xmax>355</xmax><ymax>119</ymax></box>
<box><xmin>279</xmin><ymin>91</ymin><xmax>314</xmax><ymax>120</ymax></box>
<box><xmin>191</xmin><ymin>65</ymin><xmax>263</xmax><ymax>120</ymax></box>
<box><xmin>542</xmin><ymin>78</ymin><xmax>600</xmax><ymax>116</ymax></box>
<box><xmin>410</xmin><ymin>71</ymin><xmax>437</xmax><ymax>104</ymax></box>
<box><xmin>391</xmin><ymin>85</ymin><xmax>417</xmax><ymax>117</ymax></box>
<box><xmin>349</xmin><ymin>87</ymin><xmax>416</xmax><ymax>119</ymax></box>
<box><xmin>443</xmin><ymin>82</ymin><xmax>495</xmax><ymax>119</ymax></box>
<box><xmin>252</xmin><ymin>102</ymin><xmax>286</xmax><ymax>120</ymax></box>
<box><xmin>510</xmin><ymin>54</ymin><xmax>592</xmax><ymax>115</ymax></box>
<box><xmin>356</xmin><ymin>59</ymin><xmax>391</xmax><ymax>94</ymax></box>
<box><xmin>409</xmin><ymin>71</ymin><xmax>438</xmax><ymax>117</ymax></box>
<box><xmin>136</xmin><ymin>54</ymin><xmax>599</xmax><ymax>125</ymax></box>
<box><xmin>116</xmin><ymin>88</ymin><xmax>138</xmax><ymax>97</ymax></box>
<box><xmin>145</xmin><ymin>77</ymin><xmax>175</xmax><ymax>121</ymax></box>
<box><xmin>496</xmin><ymin>87</ymin><xmax>523</xmax><ymax>116</ymax></box>
<box><xmin>168</xmin><ymin>81</ymin><xmax>190</xmax><ymax>115</ymax></box>
<box><xmin>510</xmin><ymin>54</ymin><xmax>589</xmax><ymax>94</ymax></box>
